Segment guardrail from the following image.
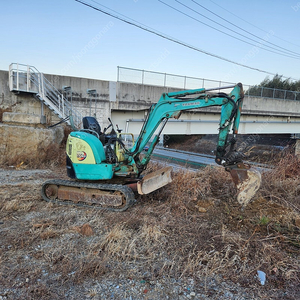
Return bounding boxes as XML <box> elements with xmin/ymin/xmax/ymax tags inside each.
<box><xmin>117</xmin><ymin>66</ymin><xmax>300</xmax><ymax>101</ymax></box>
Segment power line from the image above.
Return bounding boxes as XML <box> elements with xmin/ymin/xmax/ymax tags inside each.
<box><xmin>160</xmin><ymin>0</ymin><xmax>300</xmax><ymax>59</ymax></box>
<box><xmin>74</xmin><ymin>0</ymin><xmax>297</xmax><ymax>80</ymax></box>
<box><xmin>208</xmin><ymin>0</ymin><xmax>300</xmax><ymax>49</ymax></box>
<box><xmin>189</xmin><ymin>0</ymin><xmax>300</xmax><ymax>58</ymax></box>
<box><xmin>89</xmin><ymin>0</ymin><xmax>152</xmax><ymax>29</ymax></box>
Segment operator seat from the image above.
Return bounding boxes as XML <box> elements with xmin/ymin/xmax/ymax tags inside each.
<box><xmin>82</xmin><ymin>116</ymin><xmax>102</xmax><ymax>136</ymax></box>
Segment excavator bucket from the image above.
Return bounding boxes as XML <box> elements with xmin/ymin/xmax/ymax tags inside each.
<box><xmin>137</xmin><ymin>166</ymin><xmax>173</xmax><ymax>195</ymax></box>
<box><xmin>227</xmin><ymin>163</ymin><xmax>261</xmax><ymax>208</ymax></box>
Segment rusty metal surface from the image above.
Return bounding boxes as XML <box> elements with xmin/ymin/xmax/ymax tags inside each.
<box><xmin>41</xmin><ymin>179</ymin><xmax>135</xmax><ymax>212</ymax></box>
<box><xmin>57</xmin><ymin>186</ymin><xmax>123</xmax><ymax>206</ymax></box>
<box><xmin>44</xmin><ymin>184</ymin><xmax>58</xmax><ymax>200</ymax></box>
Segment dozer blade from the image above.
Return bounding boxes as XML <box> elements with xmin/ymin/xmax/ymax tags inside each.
<box><xmin>137</xmin><ymin>166</ymin><xmax>172</xmax><ymax>195</ymax></box>
<box><xmin>227</xmin><ymin>163</ymin><xmax>261</xmax><ymax>208</ymax></box>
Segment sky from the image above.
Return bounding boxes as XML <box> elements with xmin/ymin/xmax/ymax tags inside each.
<box><xmin>1</xmin><ymin>0</ymin><xmax>300</xmax><ymax>86</ymax></box>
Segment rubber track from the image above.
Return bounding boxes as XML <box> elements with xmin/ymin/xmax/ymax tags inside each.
<box><xmin>41</xmin><ymin>179</ymin><xmax>136</xmax><ymax>212</ymax></box>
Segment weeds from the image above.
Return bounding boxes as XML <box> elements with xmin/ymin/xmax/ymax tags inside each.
<box><xmin>0</xmin><ymin>149</ymin><xmax>300</xmax><ymax>298</ymax></box>
<box><xmin>258</xmin><ymin>216</ymin><xmax>271</xmax><ymax>225</ymax></box>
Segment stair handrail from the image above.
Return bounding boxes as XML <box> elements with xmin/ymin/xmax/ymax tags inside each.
<box><xmin>9</xmin><ymin>63</ymin><xmax>82</xmax><ymax>129</ymax></box>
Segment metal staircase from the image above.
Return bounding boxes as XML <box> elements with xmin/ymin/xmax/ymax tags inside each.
<box><xmin>9</xmin><ymin>63</ymin><xmax>82</xmax><ymax>129</ymax></box>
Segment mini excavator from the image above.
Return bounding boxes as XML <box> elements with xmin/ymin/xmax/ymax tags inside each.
<box><xmin>41</xmin><ymin>83</ymin><xmax>261</xmax><ymax>211</ymax></box>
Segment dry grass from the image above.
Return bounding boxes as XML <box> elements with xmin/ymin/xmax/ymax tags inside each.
<box><xmin>260</xmin><ymin>153</ymin><xmax>300</xmax><ymax>211</ymax></box>
<box><xmin>0</xmin><ymin>152</ymin><xmax>300</xmax><ymax>298</ymax></box>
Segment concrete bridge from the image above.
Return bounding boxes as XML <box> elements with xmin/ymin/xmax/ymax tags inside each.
<box><xmin>1</xmin><ymin>64</ymin><xmax>300</xmax><ymax>137</ymax></box>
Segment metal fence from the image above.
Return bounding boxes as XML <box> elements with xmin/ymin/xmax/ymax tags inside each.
<box><xmin>117</xmin><ymin>66</ymin><xmax>300</xmax><ymax>101</ymax></box>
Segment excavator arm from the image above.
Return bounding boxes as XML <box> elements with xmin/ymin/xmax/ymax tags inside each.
<box><xmin>130</xmin><ymin>83</ymin><xmax>242</xmax><ymax>166</ymax></box>
<box><xmin>129</xmin><ymin>83</ymin><xmax>261</xmax><ymax>207</ymax></box>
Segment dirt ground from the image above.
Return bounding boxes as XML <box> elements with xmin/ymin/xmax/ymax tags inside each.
<box><xmin>0</xmin><ymin>159</ymin><xmax>299</xmax><ymax>299</ymax></box>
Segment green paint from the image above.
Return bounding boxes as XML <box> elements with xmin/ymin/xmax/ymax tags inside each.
<box><xmin>73</xmin><ymin>163</ymin><xmax>114</xmax><ymax>180</ymax></box>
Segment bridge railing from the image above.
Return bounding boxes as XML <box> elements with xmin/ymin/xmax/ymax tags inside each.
<box><xmin>117</xmin><ymin>66</ymin><xmax>300</xmax><ymax>101</ymax></box>
<box><xmin>245</xmin><ymin>86</ymin><xmax>300</xmax><ymax>101</ymax></box>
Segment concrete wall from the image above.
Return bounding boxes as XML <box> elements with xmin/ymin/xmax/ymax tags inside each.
<box><xmin>243</xmin><ymin>96</ymin><xmax>300</xmax><ymax>117</ymax></box>
<box><xmin>0</xmin><ymin>70</ymin><xmax>60</xmax><ymax>124</ymax></box>
<box><xmin>44</xmin><ymin>73</ymin><xmax>113</xmax><ymax>127</ymax></box>
<box><xmin>0</xmin><ymin>70</ymin><xmax>20</xmax><ymax>110</ymax></box>
<box><xmin>1</xmin><ymin>68</ymin><xmax>300</xmax><ymax>134</ymax></box>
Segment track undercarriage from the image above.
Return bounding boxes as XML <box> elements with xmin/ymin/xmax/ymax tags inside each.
<box><xmin>41</xmin><ymin>166</ymin><xmax>172</xmax><ymax>211</ymax></box>
<box><xmin>41</xmin><ymin>179</ymin><xmax>136</xmax><ymax>212</ymax></box>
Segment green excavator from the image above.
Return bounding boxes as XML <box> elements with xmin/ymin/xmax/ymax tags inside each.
<box><xmin>41</xmin><ymin>83</ymin><xmax>261</xmax><ymax>211</ymax></box>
